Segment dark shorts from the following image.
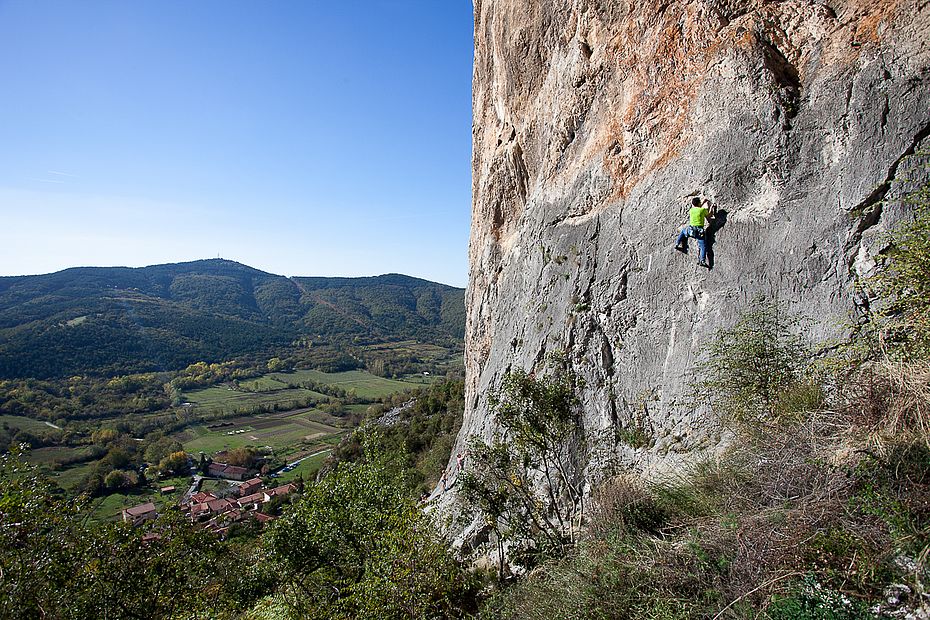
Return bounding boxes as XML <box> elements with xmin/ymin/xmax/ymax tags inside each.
<box><xmin>686</xmin><ymin>225</ymin><xmax>705</xmax><ymax>239</ymax></box>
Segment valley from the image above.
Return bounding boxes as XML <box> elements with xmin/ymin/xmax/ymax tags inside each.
<box><xmin>0</xmin><ymin>259</ymin><xmax>466</xmax><ymax>525</ymax></box>
<box><xmin>12</xmin><ymin>360</ymin><xmax>445</xmax><ymax>521</ymax></box>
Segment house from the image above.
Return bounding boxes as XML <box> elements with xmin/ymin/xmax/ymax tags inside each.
<box><xmin>207</xmin><ymin>462</ymin><xmax>250</xmax><ymax>481</ymax></box>
<box><xmin>159</xmin><ymin>485</ymin><xmax>176</xmax><ymax>494</ymax></box>
<box><xmin>189</xmin><ymin>491</ymin><xmax>217</xmax><ymax>505</ymax></box>
<box><xmin>238</xmin><ymin>477</ymin><xmax>263</xmax><ymax>497</ymax></box>
<box><xmin>190</xmin><ymin>497</ymin><xmax>235</xmax><ymax>521</ymax></box>
<box><xmin>203</xmin><ymin>507</ymin><xmax>262</xmax><ymax>538</ymax></box>
<box><xmin>207</xmin><ymin>462</ymin><xmax>227</xmax><ymax>478</ymax></box>
<box><xmin>237</xmin><ymin>492</ymin><xmax>266</xmax><ymax>511</ymax></box>
<box><xmin>252</xmin><ymin>512</ymin><xmax>275</xmax><ymax>524</ymax></box>
<box><xmin>122</xmin><ymin>502</ymin><xmax>157</xmax><ymax>526</ymax></box>
<box><xmin>262</xmin><ymin>483</ymin><xmax>298</xmax><ymax>502</ymax></box>
<box><xmin>206</xmin><ymin>498</ymin><xmax>235</xmax><ymax>514</ymax></box>
<box><xmin>189</xmin><ymin>502</ymin><xmax>212</xmax><ymax>520</ymax></box>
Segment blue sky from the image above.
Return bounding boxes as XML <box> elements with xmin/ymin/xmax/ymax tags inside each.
<box><xmin>0</xmin><ymin>1</ymin><xmax>474</xmax><ymax>287</ymax></box>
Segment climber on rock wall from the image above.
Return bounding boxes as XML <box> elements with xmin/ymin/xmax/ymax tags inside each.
<box><xmin>675</xmin><ymin>196</ymin><xmax>716</xmax><ymax>268</ymax></box>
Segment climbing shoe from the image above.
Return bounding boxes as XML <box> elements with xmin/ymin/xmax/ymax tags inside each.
<box><xmin>674</xmin><ymin>244</ymin><xmax>686</xmax><ymax>253</ymax></box>
<box><xmin>697</xmin><ymin>260</ymin><xmax>709</xmax><ymax>268</ymax></box>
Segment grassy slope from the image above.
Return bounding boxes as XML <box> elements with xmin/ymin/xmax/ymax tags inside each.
<box><xmin>0</xmin><ymin>415</ymin><xmax>61</xmax><ymax>436</ymax></box>
<box><xmin>274</xmin><ymin>450</ymin><xmax>333</xmax><ymax>483</ymax></box>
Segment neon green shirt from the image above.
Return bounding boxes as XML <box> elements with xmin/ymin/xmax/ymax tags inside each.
<box><xmin>689</xmin><ymin>206</ymin><xmax>710</xmax><ymax>227</ymax></box>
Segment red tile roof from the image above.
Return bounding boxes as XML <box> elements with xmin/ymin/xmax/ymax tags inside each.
<box><xmin>238</xmin><ymin>478</ymin><xmax>263</xmax><ymax>496</ymax></box>
<box><xmin>208</xmin><ymin>463</ymin><xmax>249</xmax><ymax>478</ymax></box>
<box><xmin>237</xmin><ymin>492</ymin><xmax>265</xmax><ymax>507</ymax></box>
<box><xmin>190</xmin><ymin>503</ymin><xmax>211</xmax><ymax>518</ymax></box>
<box><xmin>205</xmin><ymin>498</ymin><xmax>234</xmax><ymax>514</ymax></box>
<box><xmin>268</xmin><ymin>483</ymin><xmax>298</xmax><ymax>497</ymax></box>
<box><xmin>124</xmin><ymin>502</ymin><xmax>156</xmax><ymax>517</ymax></box>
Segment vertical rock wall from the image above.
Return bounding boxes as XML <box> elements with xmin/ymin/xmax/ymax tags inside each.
<box><xmin>456</xmin><ymin>0</ymin><xmax>930</xmax><ymax>492</ymax></box>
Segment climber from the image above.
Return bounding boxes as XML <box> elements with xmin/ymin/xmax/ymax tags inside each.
<box><xmin>674</xmin><ymin>196</ymin><xmax>716</xmax><ymax>268</ymax></box>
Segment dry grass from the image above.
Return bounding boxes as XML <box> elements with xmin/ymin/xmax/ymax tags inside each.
<box><xmin>484</xmin><ymin>355</ymin><xmax>930</xmax><ymax>619</ymax></box>
<box><xmin>848</xmin><ymin>359</ymin><xmax>930</xmax><ymax>450</ymax></box>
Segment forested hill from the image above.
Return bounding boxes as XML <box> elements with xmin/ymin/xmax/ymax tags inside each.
<box><xmin>0</xmin><ymin>259</ymin><xmax>464</xmax><ymax>379</ymax></box>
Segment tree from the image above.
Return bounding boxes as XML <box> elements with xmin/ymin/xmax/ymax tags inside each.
<box><xmin>143</xmin><ymin>435</ymin><xmax>183</xmax><ymax>465</ymax></box>
<box><xmin>199</xmin><ymin>453</ymin><xmax>211</xmax><ymax>475</ymax></box>
<box><xmin>103</xmin><ymin>469</ymin><xmax>128</xmax><ymax>490</ymax></box>
<box><xmin>101</xmin><ymin>446</ymin><xmax>133</xmax><ymax>471</ymax></box>
<box><xmin>459</xmin><ymin>357</ymin><xmax>586</xmax><ymax>572</ymax></box>
<box><xmin>264</xmin><ymin>447</ymin><xmax>475</xmax><ymax>618</ymax></box>
<box><xmin>91</xmin><ymin>428</ymin><xmax>118</xmax><ymax>445</ymax></box>
<box><xmin>225</xmin><ymin>447</ymin><xmax>257</xmax><ymax>468</ymax></box>
<box><xmin>0</xmin><ymin>450</ymin><xmax>244</xmax><ymax>619</ymax></box>
<box><xmin>157</xmin><ymin>450</ymin><xmax>190</xmax><ymax>476</ymax></box>
<box><xmin>320</xmin><ymin>399</ymin><xmax>346</xmax><ymax>416</ymax></box>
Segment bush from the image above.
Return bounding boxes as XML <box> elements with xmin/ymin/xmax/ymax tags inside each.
<box><xmin>773</xmin><ymin>380</ymin><xmax>825</xmax><ymax>422</ymax></box>
<box><xmin>327</xmin><ymin>380</ymin><xmax>465</xmax><ymax>495</ymax></box>
<box><xmin>765</xmin><ymin>576</ymin><xmax>877</xmax><ymax>620</ymax></box>
<box><xmin>693</xmin><ymin>297</ymin><xmax>811</xmax><ymax>426</ymax></box>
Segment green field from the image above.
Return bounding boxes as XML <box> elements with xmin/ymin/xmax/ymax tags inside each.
<box><xmin>182</xmin><ymin>368</ymin><xmax>426</xmax><ymax>419</ymax></box>
<box><xmin>44</xmin><ymin>461</ymin><xmax>95</xmax><ymax>492</ymax></box>
<box><xmin>24</xmin><ymin>445</ymin><xmax>90</xmax><ymax>465</ymax></box>
<box><xmin>237</xmin><ymin>375</ymin><xmax>292</xmax><ymax>392</ymax></box>
<box><xmin>345</xmin><ymin>404</ymin><xmax>372</xmax><ymax>417</ymax></box>
<box><xmin>363</xmin><ymin>340</ymin><xmax>450</xmax><ymax>356</ymax></box>
<box><xmin>178</xmin><ymin>409</ymin><xmax>342</xmax><ymax>457</ymax></box>
<box><xmin>182</xmin><ymin>385</ymin><xmax>327</xmax><ymax>415</ymax></box>
<box><xmin>274</xmin><ymin>449</ymin><xmax>332</xmax><ymax>483</ymax></box>
<box><xmin>75</xmin><ymin>474</ymin><xmax>191</xmax><ymax>523</ymax></box>
<box><xmin>157</xmin><ymin>475</ymin><xmax>193</xmax><ymax>493</ymax></box>
<box><xmin>21</xmin><ymin>445</ymin><xmax>98</xmax><ymax>493</ymax></box>
<box><xmin>362</xmin><ymin>339</ymin><xmax>463</xmax><ymax>364</ymax></box>
<box><xmin>273</xmin><ymin>369</ymin><xmax>424</xmax><ymax>400</ymax></box>
<box><xmin>200</xmin><ymin>478</ymin><xmax>238</xmax><ymax>496</ymax></box>
<box><xmin>1</xmin><ymin>414</ymin><xmax>62</xmax><ymax>438</ymax></box>
<box><xmin>18</xmin><ymin>365</ymin><xmax>431</xmax><ymax>519</ymax></box>
<box><xmin>88</xmin><ymin>484</ymin><xmax>186</xmax><ymax>522</ymax></box>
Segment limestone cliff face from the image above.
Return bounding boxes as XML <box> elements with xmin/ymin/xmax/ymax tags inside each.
<box><xmin>457</xmin><ymin>0</ymin><xmax>930</xmax><ymax>485</ymax></box>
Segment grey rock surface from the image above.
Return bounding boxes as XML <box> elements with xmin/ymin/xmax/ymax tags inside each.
<box><xmin>448</xmin><ymin>0</ymin><xmax>930</xmax><ymax>524</ymax></box>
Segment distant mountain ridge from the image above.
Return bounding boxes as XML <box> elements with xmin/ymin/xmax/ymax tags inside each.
<box><xmin>0</xmin><ymin>259</ymin><xmax>465</xmax><ymax>379</ymax></box>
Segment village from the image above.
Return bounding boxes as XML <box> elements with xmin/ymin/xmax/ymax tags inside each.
<box><xmin>121</xmin><ymin>456</ymin><xmax>299</xmax><ymax>537</ymax></box>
